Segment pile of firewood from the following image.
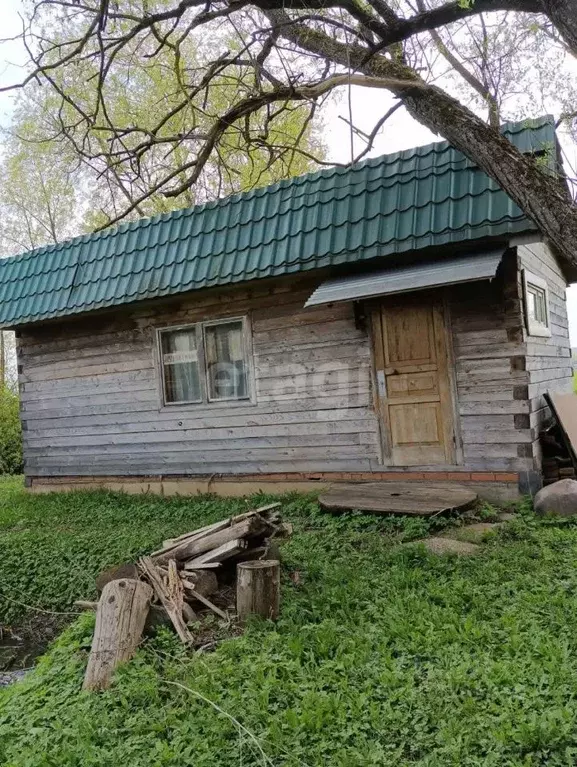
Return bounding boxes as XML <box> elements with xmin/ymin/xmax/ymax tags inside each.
<box><xmin>81</xmin><ymin>503</ymin><xmax>291</xmax><ymax>691</ymax></box>
<box><xmin>540</xmin><ymin>422</ymin><xmax>577</xmax><ymax>485</ymax></box>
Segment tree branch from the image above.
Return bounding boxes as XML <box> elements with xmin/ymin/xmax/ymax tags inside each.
<box><xmin>266</xmin><ymin>8</ymin><xmax>577</xmax><ymax>273</ymax></box>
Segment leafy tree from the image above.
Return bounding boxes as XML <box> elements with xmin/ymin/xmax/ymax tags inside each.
<box><xmin>3</xmin><ymin>1</ymin><xmax>577</xmax><ymax>272</ymax></box>
<box><xmin>0</xmin><ymin>385</ymin><xmax>22</xmax><ymax>475</ymax></box>
<box><xmin>0</xmin><ymin>20</ymin><xmax>324</xmax><ymax>252</ymax></box>
<box><xmin>0</xmin><ymin>99</ymin><xmax>80</xmax><ymax>254</ymax></box>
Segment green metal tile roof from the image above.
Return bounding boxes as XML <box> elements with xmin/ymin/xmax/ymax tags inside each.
<box><xmin>0</xmin><ymin>116</ymin><xmax>556</xmax><ymax>328</ymax></box>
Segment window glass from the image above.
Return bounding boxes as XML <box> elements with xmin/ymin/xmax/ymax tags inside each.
<box><xmin>160</xmin><ymin>327</ymin><xmax>201</xmax><ymax>403</ymax></box>
<box><xmin>204</xmin><ymin>321</ymin><xmax>248</xmax><ymax>401</ymax></box>
<box><xmin>527</xmin><ymin>284</ymin><xmax>548</xmax><ymax>326</ymax></box>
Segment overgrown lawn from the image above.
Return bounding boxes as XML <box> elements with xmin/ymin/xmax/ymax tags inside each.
<box><xmin>2</xmin><ymin>478</ymin><xmax>577</xmax><ymax>765</ymax></box>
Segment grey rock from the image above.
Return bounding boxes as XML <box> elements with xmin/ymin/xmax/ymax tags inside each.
<box><xmin>534</xmin><ymin>479</ymin><xmax>577</xmax><ymax>517</ymax></box>
<box><xmin>407</xmin><ymin>537</ymin><xmax>480</xmax><ymax>556</ymax></box>
<box><xmin>0</xmin><ymin>669</ymin><xmax>28</xmax><ymax>687</ymax></box>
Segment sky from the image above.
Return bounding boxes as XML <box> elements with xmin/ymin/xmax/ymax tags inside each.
<box><xmin>0</xmin><ymin>0</ymin><xmax>576</xmax><ymax>342</ymax></box>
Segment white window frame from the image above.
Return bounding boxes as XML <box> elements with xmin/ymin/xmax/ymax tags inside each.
<box><xmin>156</xmin><ymin>316</ymin><xmax>254</xmax><ymax>407</ymax></box>
<box><xmin>523</xmin><ymin>269</ymin><xmax>551</xmax><ymax>338</ymax></box>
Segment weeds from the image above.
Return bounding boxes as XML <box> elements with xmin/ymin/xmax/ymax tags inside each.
<box><xmin>3</xmin><ymin>479</ymin><xmax>577</xmax><ymax>765</ymax></box>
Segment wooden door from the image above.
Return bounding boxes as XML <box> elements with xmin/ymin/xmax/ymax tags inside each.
<box><xmin>372</xmin><ymin>294</ymin><xmax>456</xmax><ymax>466</ymax></box>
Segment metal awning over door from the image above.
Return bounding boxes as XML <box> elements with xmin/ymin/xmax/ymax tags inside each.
<box><xmin>305</xmin><ymin>248</ymin><xmax>505</xmax><ymax>307</ymax></box>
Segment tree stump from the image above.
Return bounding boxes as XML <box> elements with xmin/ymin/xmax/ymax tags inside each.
<box><xmin>83</xmin><ymin>578</ymin><xmax>153</xmax><ymax>691</ymax></box>
<box><xmin>236</xmin><ymin>560</ymin><xmax>280</xmax><ymax>623</ymax></box>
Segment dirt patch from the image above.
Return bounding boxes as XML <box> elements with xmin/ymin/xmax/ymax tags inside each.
<box><xmin>0</xmin><ymin>612</ymin><xmax>73</xmax><ymax>672</ymax></box>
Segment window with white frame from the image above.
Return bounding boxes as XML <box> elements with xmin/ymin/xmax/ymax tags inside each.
<box><xmin>523</xmin><ymin>270</ymin><xmax>551</xmax><ymax>337</ymax></box>
<box><xmin>158</xmin><ymin>318</ymin><xmax>251</xmax><ymax>405</ymax></box>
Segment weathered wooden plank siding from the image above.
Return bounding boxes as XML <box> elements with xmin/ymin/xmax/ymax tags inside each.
<box><xmin>19</xmin><ymin>252</ymin><xmax>555</xmax><ymax>479</ymax></box>
<box><xmin>449</xmin><ymin>252</ymin><xmax>534</xmax><ymax>473</ymax></box>
<box><xmin>19</xmin><ymin>280</ymin><xmax>382</xmax><ymax>476</ymax></box>
<box><xmin>517</xmin><ymin>241</ymin><xmax>572</xmax><ymax>434</ymax></box>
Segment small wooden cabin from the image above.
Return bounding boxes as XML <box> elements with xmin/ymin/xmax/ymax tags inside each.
<box><xmin>0</xmin><ymin>117</ymin><xmax>574</xmax><ymax>501</ymax></box>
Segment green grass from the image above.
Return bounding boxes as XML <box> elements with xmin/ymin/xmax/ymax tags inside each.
<box><xmin>3</xmin><ymin>479</ymin><xmax>577</xmax><ymax>764</ymax></box>
<box><xmin>573</xmin><ymin>370</ymin><xmax>577</xmax><ymax>392</ymax></box>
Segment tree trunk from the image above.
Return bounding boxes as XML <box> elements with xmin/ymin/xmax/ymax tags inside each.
<box><xmin>236</xmin><ymin>560</ymin><xmax>280</xmax><ymax>623</ymax></box>
<box><xmin>271</xmin><ymin>13</ymin><xmax>577</xmax><ymax>277</ymax></box>
<box><xmin>83</xmin><ymin>578</ymin><xmax>152</xmax><ymax>691</ymax></box>
<box><xmin>542</xmin><ymin>0</ymin><xmax>577</xmax><ymax>58</ymax></box>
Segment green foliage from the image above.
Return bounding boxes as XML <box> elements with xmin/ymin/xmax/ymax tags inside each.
<box><xmin>5</xmin><ymin>481</ymin><xmax>577</xmax><ymax>764</ymax></box>
<box><xmin>0</xmin><ymin>387</ymin><xmax>22</xmax><ymax>475</ymax></box>
<box><xmin>0</xmin><ymin>19</ymin><xmax>325</xmax><ymax>253</ymax></box>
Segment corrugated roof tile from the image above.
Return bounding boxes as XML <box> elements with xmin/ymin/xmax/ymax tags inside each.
<box><xmin>0</xmin><ymin>116</ymin><xmax>556</xmax><ymax>327</ymax></box>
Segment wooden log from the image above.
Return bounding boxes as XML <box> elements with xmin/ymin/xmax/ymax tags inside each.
<box><xmin>95</xmin><ymin>563</ymin><xmax>139</xmax><ymax>594</ymax></box>
<box><xmin>153</xmin><ymin>516</ymin><xmax>270</xmax><ymax>566</ymax></box>
<box><xmin>181</xmin><ymin>578</ymin><xmax>228</xmax><ymax>620</ymax></box>
<box><xmin>152</xmin><ymin>503</ymin><xmax>281</xmax><ymax>557</ymax></box>
<box><xmin>83</xmin><ymin>578</ymin><xmax>153</xmax><ymax>691</ymax></box>
<box><xmin>74</xmin><ymin>600</ymin><xmax>98</xmax><ymax>611</ymax></box>
<box><xmin>182</xmin><ymin>602</ymin><xmax>198</xmax><ymax>624</ymax></box>
<box><xmin>75</xmin><ymin>599</ymin><xmax>171</xmax><ymax>633</ymax></box>
<box><xmin>139</xmin><ymin>557</ymin><xmax>193</xmax><ymax>644</ymax></box>
<box><xmin>236</xmin><ymin>560</ymin><xmax>280</xmax><ymax>624</ymax></box>
<box><xmin>180</xmin><ymin>569</ymin><xmax>218</xmax><ymax>597</ymax></box>
<box><xmin>156</xmin><ymin>519</ymin><xmax>233</xmax><ymax>555</ymax></box>
<box><xmin>184</xmin><ymin>539</ymin><xmax>247</xmax><ymax>568</ymax></box>
<box><xmin>233</xmin><ymin>546</ymin><xmax>268</xmax><ymax>563</ymax></box>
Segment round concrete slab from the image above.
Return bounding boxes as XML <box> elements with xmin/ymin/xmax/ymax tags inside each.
<box><xmin>319</xmin><ymin>482</ymin><xmax>478</xmax><ymax>516</ymax></box>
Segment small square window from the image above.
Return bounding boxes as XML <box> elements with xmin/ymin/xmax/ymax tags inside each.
<box><xmin>158</xmin><ymin>317</ymin><xmax>251</xmax><ymax>406</ymax></box>
<box><xmin>523</xmin><ymin>270</ymin><xmax>551</xmax><ymax>337</ymax></box>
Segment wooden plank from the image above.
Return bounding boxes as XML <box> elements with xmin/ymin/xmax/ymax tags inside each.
<box><xmin>461</xmin><ymin>430</ymin><xmax>533</xmax><ymax>444</ymax></box>
<box><xmin>25</xmin><ymin>458</ymin><xmax>376</xmax><ymax>475</ymax></box>
<box><xmin>459</xmin><ymin>401</ymin><xmax>529</xmax><ymax>415</ymax></box>
<box><xmin>23</xmin><ymin>406</ymin><xmax>375</xmax><ymax>435</ymax></box>
<box><xmin>545</xmin><ymin>392</ymin><xmax>577</xmax><ymax>470</ymax></box>
<box><xmin>318</xmin><ymin>482</ymin><xmax>477</xmax><ymax>516</ymax></box>
<box><xmin>21</xmin><ymin>394</ymin><xmax>371</xmax><ymax>422</ymax></box>
<box><xmin>180</xmin><ymin>579</ymin><xmax>228</xmax><ymax>619</ymax></box>
<box><xmin>153</xmin><ymin>504</ymin><xmax>280</xmax><ymax>557</ymax></box>
<box><xmin>24</xmin><ymin>419</ymin><xmax>379</xmax><ymax>448</ymax></box>
<box><xmin>23</xmin><ymin>447</ymin><xmax>378</xmax><ymax>467</ymax></box>
<box><xmin>23</xmin><ymin>433</ymin><xmax>379</xmax><ymax>455</ymax></box>
<box><xmin>185</xmin><ymin>539</ymin><xmax>248</xmax><ymax>567</ymax></box>
<box><xmin>139</xmin><ymin>557</ymin><xmax>193</xmax><ymax>644</ymax></box>
<box><xmin>463</xmin><ymin>443</ymin><xmax>522</xmax><ymax>459</ymax></box>
<box><xmin>153</xmin><ymin>516</ymin><xmax>269</xmax><ymax>566</ymax></box>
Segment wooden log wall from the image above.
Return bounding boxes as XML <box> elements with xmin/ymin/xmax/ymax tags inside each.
<box><xmin>18</xmin><ymin>245</ymin><xmax>569</xmax><ymax>480</ymax></box>
<box><xmin>18</xmin><ymin>278</ymin><xmax>381</xmax><ymax>477</ymax></box>
<box><xmin>448</xmin><ymin>249</ymin><xmax>534</xmax><ymax>474</ymax></box>
<box><xmin>517</xmin><ymin>241</ymin><xmax>573</xmax><ymax>468</ymax></box>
